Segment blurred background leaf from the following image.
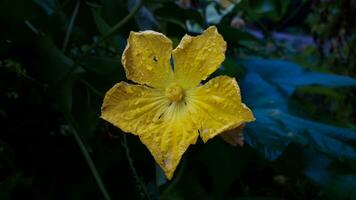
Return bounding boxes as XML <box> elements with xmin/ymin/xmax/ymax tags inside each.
<box><xmin>1</xmin><ymin>0</ymin><xmax>356</xmax><ymax>199</ymax></box>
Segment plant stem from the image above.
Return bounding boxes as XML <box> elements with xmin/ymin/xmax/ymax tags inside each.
<box><xmin>64</xmin><ymin>114</ymin><xmax>111</xmax><ymax>200</ymax></box>
<box><xmin>121</xmin><ymin>134</ymin><xmax>151</xmax><ymax>200</ymax></box>
<box><xmin>79</xmin><ymin>78</ymin><xmax>104</xmax><ymax>97</ymax></box>
<box><xmin>62</xmin><ymin>0</ymin><xmax>80</xmax><ymax>52</ymax></box>
<box><xmin>78</xmin><ymin>79</ymin><xmax>151</xmax><ymax>199</ymax></box>
<box><xmin>56</xmin><ymin>0</ymin><xmax>143</xmax><ymax>88</ymax></box>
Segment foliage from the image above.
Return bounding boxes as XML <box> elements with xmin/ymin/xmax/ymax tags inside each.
<box><xmin>307</xmin><ymin>0</ymin><xmax>356</xmax><ymax>76</ymax></box>
<box><xmin>0</xmin><ymin>0</ymin><xmax>355</xmax><ymax>199</ymax></box>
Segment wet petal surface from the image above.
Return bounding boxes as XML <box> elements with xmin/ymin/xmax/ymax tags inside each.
<box><xmin>139</xmin><ymin>102</ymin><xmax>199</xmax><ymax>179</ymax></box>
<box><xmin>187</xmin><ymin>76</ymin><xmax>255</xmax><ymax>142</ymax></box>
<box><xmin>102</xmin><ymin>27</ymin><xmax>255</xmax><ymax>180</ymax></box>
<box><xmin>101</xmin><ymin>82</ymin><xmax>199</xmax><ymax>179</ymax></box>
<box><xmin>122</xmin><ymin>31</ymin><xmax>173</xmax><ymax>88</ymax></box>
<box><xmin>101</xmin><ymin>82</ymin><xmax>169</xmax><ymax>134</ymax></box>
<box><xmin>172</xmin><ymin>26</ymin><xmax>227</xmax><ymax>89</ymax></box>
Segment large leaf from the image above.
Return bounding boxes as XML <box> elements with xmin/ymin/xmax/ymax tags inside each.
<box><xmin>240</xmin><ymin>58</ymin><xmax>356</xmax><ymax>112</ymax></box>
<box><xmin>304</xmin><ymin>150</ymin><xmax>356</xmax><ymax>200</ymax></box>
<box><xmin>246</xmin><ymin>108</ymin><xmax>356</xmax><ymax>162</ymax></box>
<box><xmin>233</xmin><ymin>58</ymin><xmax>356</xmax><ymax>199</ymax></box>
<box><xmin>238</xmin><ymin>58</ymin><xmax>356</xmax><ymax>158</ymax></box>
<box><xmin>32</xmin><ymin>37</ymin><xmax>84</xmax><ymax>113</ymax></box>
<box><xmin>229</xmin><ymin>57</ymin><xmax>356</xmax><ymax>182</ymax></box>
<box><xmin>217</xmin><ymin>24</ymin><xmax>260</xmax><ymax>46</ymax></box>
<box><xmin>160</xmin><ymin>140</ymin><xmax>258</xmax><ymax>199</ymax></box>
<box><xmin>31</xmin><ymin>37</ymin><xmax>101</xmax><ymax>140</ymax></box>
<box><xmin>241</xmin><ymin>59</ymin><xmax>356</xmax><ymax>96</ymax></box>
<box><xmin>239</xmin><ymin>0</ymin><xmax>290</xmax><ymax>23</ymax></box>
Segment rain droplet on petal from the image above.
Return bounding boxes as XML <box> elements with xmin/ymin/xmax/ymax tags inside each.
<box><xmin>212</xmin><ymin>95</ymin><xmax>223</xmax><ymax>104</ymax></box>
<box><xmin>126</xmin><ymin>87</ymin><xmax>134</xmax><ymax>94</ymax></box>
<box><xmin>202</xmin><ymin>128</ymin><xmax>210</xmax><ymax>135</ymax></box>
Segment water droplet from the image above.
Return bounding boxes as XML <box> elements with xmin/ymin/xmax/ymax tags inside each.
<box><xmin>212</xmin><ymin>95</ymin><xmax>223</xmax><ymax>104</ymax></box>
<box><xmin>126</xmin><ymin>87</ymin><xmax>133</xmax><ymax>94</ymax></box>
<box><xmin>202</xmin><ymin>128</ymin><xmax>210</xmax><ymax>134</ymax></box>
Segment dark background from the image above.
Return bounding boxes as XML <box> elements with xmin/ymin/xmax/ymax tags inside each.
<box><xmin>1</xmin><ymin>0</ymin><xmax>356</xmax><ymax>199</ymax></box>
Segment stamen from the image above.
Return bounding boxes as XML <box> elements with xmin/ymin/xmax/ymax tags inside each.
<box><xmin>165</xmin><ymin>83</ymin><xmax>184</xmax><ymax>102</ymax></box>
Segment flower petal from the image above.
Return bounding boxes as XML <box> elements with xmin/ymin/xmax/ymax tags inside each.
<box><xmin>101</xmin><ymin>82</ymin><xmax>169</xmax><ymax>135</ymax></box>
<box><xmin>172</xmin><ymin>26</ymin><xmax>227</xmax><ymax>89</ymax></box>
<box><xmin>139</xmin><ymin>105</ymin><xmax>199</xmax><ymax>179</ymax></box>
<box><xmin>101</xmin><ymin>82</ymin><xmax>199</xmax><ymax>179</ymax></box>
<box><xmin>122</xmin><ymin>31</ymin><xmax>173</xmax><ymax>88</ymax></box>
<box><xmin>187</xmin><ymin>76</ymin><xmax>255</xmax><ymax>142</ymax></box>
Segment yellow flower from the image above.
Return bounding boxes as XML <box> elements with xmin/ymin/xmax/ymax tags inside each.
<box><xmin>101</xmin><ymin>26</ymin><xmax>255</xmax><ymax>179</ymax></box>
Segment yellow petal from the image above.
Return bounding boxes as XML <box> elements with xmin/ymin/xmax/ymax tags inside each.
<box><xmin>172</xmin><ymin>26</ymin><xmax>227</xmax><ymax>89</ymax></box>
<box><xmin>187</xmin><ymin>76</ymin><xmax>255</xmax><ymax>142</ymax></box>
<box><xmin>101</xmin><ymin>82</ymin><xmax>199</xmax><ymax>179</ymax></box>
<box><xmin>139</xmin><ymin>105</ymin><xmax>199</xmax><ymax>179</ymax></box>
<box><xmin>101</xmin><ymin>82</ymin><xmax>169</xmax><ymax>134</ymax></box>
<box><xmin>122</xmin><ymin>31</ymin><xmax>173</xmax><ymax>88</ymax></box>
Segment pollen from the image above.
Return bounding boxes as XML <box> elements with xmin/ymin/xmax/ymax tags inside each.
<box><xmin>165</xmin><ymin>83</ymin><xmax>184</xmax><ymax>102</ymax></box>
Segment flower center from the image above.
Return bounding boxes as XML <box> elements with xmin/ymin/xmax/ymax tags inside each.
<box><xmin>165</xmin><ymin>83</ymin><xmax>184</xmax><ymax>102</ymax></box>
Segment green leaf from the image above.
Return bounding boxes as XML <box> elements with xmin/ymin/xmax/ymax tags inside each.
<box><xmin>154</xmin><ymin>2</ymin><xmax>204</xmax><ymax>27</ymax></box>
<box><xmin>304</xmin><ymin>151</ymin><xmax>356</xmax><ymax>200</ymax></box>
<box><xmin>217</xmin><ymin>24</ymin><xmax>260</xmax><ymax>46</ymax></box>
<box><xmin>91</xmin><ymin>6</ymin><xmax>112</xmax><ymax>35</ymax></box>
<box><xmin>71</xmin><ymin>83</ymin><xmax>101</xmax><ymax>139</ymax></box>
<box><xmin>194</xmin><ymin>140</ymin><xmax>252</xmax><ymax>199</ymax></box>
<box><xmin>234</xmin><ymin>58</ymin><xmax>356</xmax><ymax>199</ymax></box>
<box><xmin>32</xmin><ymin>37</ymin><xmax>84</xmax><ymax>113</ymax></box>
<box><xmin>240</xmin><ymin>0</ymin><xmax>290</xmax><ymax>23</ymax></box>
<box><xmin>213</xmin><ymin>57</ymin><xmax>245</xmax><ymax>78</ymax></box>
